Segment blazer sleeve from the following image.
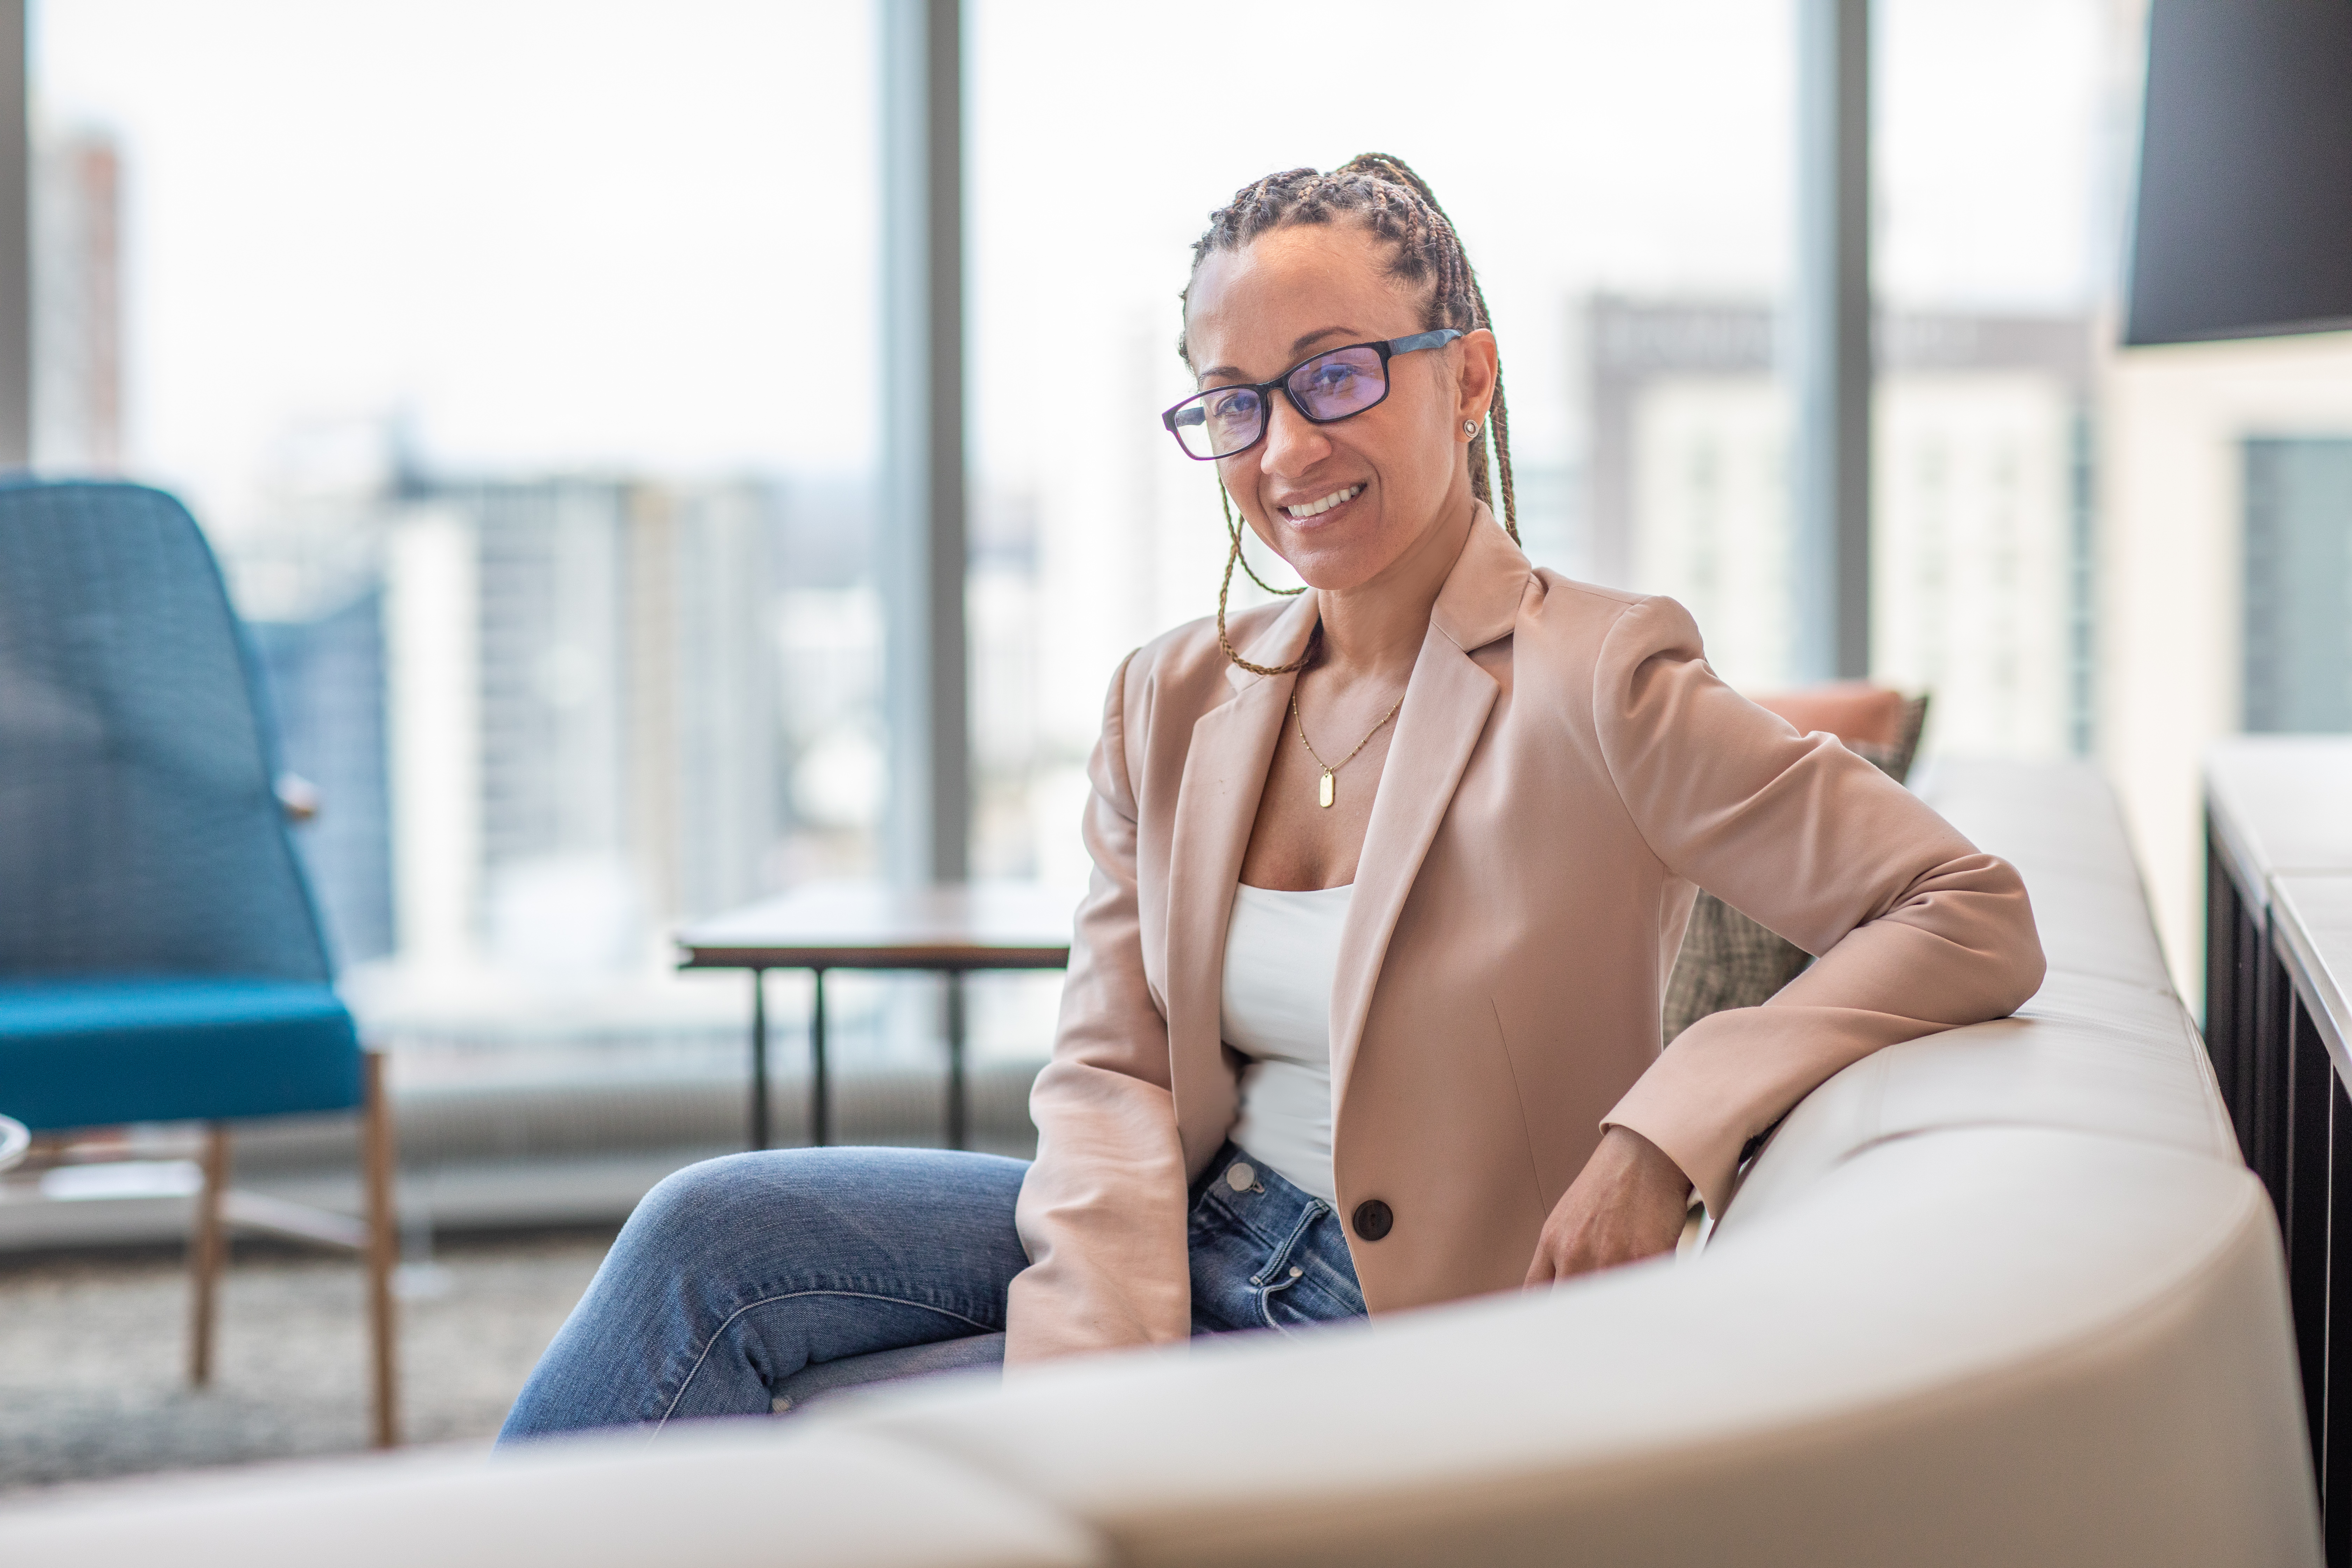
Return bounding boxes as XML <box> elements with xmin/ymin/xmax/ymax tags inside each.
<box><xmin>1592</xmin><ymin>595</ymin><xmax>2046</xmax><ymax>1216</ymax></box>
<box><xmin>1004</xmin><ymin>652</ymin><xmax>1194</xmax><ymax>1365</ymax></box>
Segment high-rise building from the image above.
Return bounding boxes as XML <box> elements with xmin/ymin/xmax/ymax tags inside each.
<box><xmin>629</xmin><ymin>481</ymin><xmax>787</xmax><ymax>924</ymax></box>
<box><xmin>457</xmin><ymin>478</ymin><xmax>638</xmax><ymax>971</ymax></box>
<box><xmin>33</xmin><ymin>127</ymin><xmax>123</xmax><ymax>472</ymax></box>
<box><xmin>767</xmin><ymin>475</ymin><xmax>886</xmax><ymax>887</ymax></box>
<box><xmin>220</xmin><ymin>458</ymin><xmax>826</xmax><ymax>987</ymax></box>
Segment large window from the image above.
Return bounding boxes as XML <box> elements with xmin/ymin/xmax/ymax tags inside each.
<box><xmin>34</xmin><ymin>1</ymin><xmax>918</xmax><ymax>1090</ymax></box>
<box><xmin>36</xmin><ymin>0</ymin><xmax>2142</xmax><ymax>1071</ymax></box>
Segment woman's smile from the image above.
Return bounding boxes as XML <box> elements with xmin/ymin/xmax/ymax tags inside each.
<box><xmin>1278</xmin><ymin>483</ymin><xmax>1365</xmax><ymax>525</ymax></box>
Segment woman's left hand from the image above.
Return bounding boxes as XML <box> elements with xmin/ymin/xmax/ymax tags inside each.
<box><xmin>1522</xmin><ymin>1125</ymin><xmax>1695</xmax><ymax>1287</ymax></box>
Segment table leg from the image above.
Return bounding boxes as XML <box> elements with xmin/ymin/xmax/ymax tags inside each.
<box><xmin>749</xmin><ymin>968</ymin><xmax>769</xmax><ymax>1152</ymax></box>
<box><xmin>811</xmin><ymin>968</ymin><xmax>830</xmax><ymax>1148</ymax></box>
<box><xmin>2239</xmin><ymin>888</ymin><xmax>2266</xmax><ymax>1162</ymax></box>
<box><xmin>2205</xmin><ymin>828</ymin><xmax>2243</xmax><ymax>1124</ymax></box>
<box><xmin>946</xmin><ymin>971</ymin><xmax>967</xmax><ymax>1152</ymax></box>
<box><xmin>2293</xmin><ymin>997</ymin><xmax>2332</xmax><ymax>1466</ymax></box>
<box><xmin>2259</xmin><ymin>926</ymin><xmax>2294</xmax><ymax>1221</ymax></box>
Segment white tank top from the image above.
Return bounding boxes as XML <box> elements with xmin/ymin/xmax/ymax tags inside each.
<box><xmin>1219</xmin><ymin>882</ymin><xmax>1353</xmax><ymax>1205</ymax></box>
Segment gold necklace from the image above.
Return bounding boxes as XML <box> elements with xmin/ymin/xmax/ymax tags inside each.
<box><xmin>1290</xmin><ymin>686</ymin><xmax>1405</xmax><ymax>808</ymax></box>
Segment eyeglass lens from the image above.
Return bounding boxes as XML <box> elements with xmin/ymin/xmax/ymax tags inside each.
<box><xmin>1168</xmin><ymin>344</ymin><xmax>1390</xmax><ymax>460</ymax></box>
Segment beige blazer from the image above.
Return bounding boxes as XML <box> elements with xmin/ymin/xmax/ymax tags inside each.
<box><xmin>1006</xmin><ymin>506</ymin><xmax>2045</xmax><ymax>1364</ymax></box>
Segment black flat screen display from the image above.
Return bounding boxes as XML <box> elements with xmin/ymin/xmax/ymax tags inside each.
<box><xmin>2126</xmin><ymin>0</ymin><xmax>2352</xmax><ymax>345</ymax></box>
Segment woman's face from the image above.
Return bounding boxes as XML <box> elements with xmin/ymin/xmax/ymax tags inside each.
<box><xmin>1183</xmin><ymin>223</ymin><xmax>1497</xmax><ymax>593</ymax></box>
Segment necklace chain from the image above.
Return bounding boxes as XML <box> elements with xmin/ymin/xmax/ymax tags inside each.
<box><xmin>1291</xmin><ymin>686</ymin><xmax>1404</xmax><ymax>808</ymax></box>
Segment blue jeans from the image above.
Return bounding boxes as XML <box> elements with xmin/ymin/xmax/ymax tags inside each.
<box><xmin>499</xmin><ymin>1142</ymin><xmax>1362</xmax><ymax>1441</ymax></box>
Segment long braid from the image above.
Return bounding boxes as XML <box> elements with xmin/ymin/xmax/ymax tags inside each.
<box><xmin>1181</xmin><ymin>154</ymin><xmax>1521</xmax><ymax>549</ymax></box>
<box><xmin>1221</xmin><ymin>479</ymin><xmax>1303</xmax><ymax>600</ymax></box>
<box><xmin>1460</xmin><ymin>266</ymin><xmax>1518</xmax><ymax>540</ymax></box>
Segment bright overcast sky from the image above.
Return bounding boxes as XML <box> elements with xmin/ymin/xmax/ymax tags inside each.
<box><xmin>35</xmin><ymin>0</ymin><xmax>2119</xmax><ymax>534</ymax></box>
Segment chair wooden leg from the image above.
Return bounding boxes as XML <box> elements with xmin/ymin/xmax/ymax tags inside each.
<box><xmin>363</xmin><ymin>1049</ymin><xmax>401</xmax><ymax>1448</ymax></box>
<box><xmin>188</xmin><ymin>1124</ymin><xmax>231</xmax><ymax>1387</ymax></box>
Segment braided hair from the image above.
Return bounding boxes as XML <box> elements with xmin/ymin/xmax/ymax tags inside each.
<box><xmin>1181</xmin><ymin>153</ymin><xmax>1519</xmax><ymax>545</ymax></box>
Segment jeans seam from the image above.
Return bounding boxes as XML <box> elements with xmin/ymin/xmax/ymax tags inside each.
<box><xmin>655</xmin><ymin>1288</ymin><xmax>998</xmax><ymax>1433</ymax></box>
<box><xmin>1254</xmin><ymin>1200</ymin><xmax>1330</xmax><ymax>1333</ymax></box>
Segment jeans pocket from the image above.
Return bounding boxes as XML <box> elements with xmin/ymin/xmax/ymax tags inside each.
<box><xmin>1252</xmin><ymin>1202</ymin><xmax>1360</xmax><ymax>1333</ymax></box>
<box><xmin>1188</xmin><ymin>1193</ymin><xmax>1273</xmax><ymax>1336</ymax></box>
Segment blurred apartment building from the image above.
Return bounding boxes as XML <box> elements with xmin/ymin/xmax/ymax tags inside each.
<box><xmin>386</xmin><ymin>475</ymin><xmax>788</xmax><ymax>977</ymax></box>
<box><xmin>1587</xmin><ymin>295</ymin><xmax>2094</xmax><ymax>757</ymax></box>
<box><xmin>227</xmin><ymin>452</ymin><xmax>883</xmax><ymax>994</ymax></box>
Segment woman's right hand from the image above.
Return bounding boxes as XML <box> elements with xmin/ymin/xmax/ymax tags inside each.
<box><xmin>1521</xmin><ymin>1125</ymin><xmax>1693</xmax><ymax>1287</ymax></box>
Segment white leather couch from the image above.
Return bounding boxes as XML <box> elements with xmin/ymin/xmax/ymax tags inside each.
<box><xmin>0</xmin><ymin>760</ymin><xmax>2318</xmax><ymax>1567</ymax></box>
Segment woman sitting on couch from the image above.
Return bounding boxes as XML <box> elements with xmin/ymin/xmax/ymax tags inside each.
<box><xmin>502</xmin><ymin>154</ymin><xmax>2043</xmax><ymax>1437</ymax></box>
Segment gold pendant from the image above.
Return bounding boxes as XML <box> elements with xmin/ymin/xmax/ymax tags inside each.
<box><xmin>1318</xmin><ymin>769</ymin><xmax>1335</xmax><ymax>809</ymax></box>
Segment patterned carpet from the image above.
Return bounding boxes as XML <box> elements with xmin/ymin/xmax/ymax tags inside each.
<box><xmin>0</xmin><ymin>1228</ymin><xmax>614</xmax><ymax>1493</ymax></box>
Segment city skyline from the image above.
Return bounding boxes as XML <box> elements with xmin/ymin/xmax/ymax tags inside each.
<box><xmin>39</xmin><ymin>0</ymin><xmax>2115</xmax><ymax>541</ymax></box>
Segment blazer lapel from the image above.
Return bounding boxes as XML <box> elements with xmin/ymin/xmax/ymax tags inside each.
<box><xmin>1328</xmin><ymin>627</ymin><xmax>1499</xmax><ymax>1104</ymax></box>
<box><xmin>1162</xmin><ymin>593</ymin><xmax>1317</xmax><ymax>1160</ymax></box>
<box><xmin>1330</xmin><ymin>505</ymin><xmax>1528</xmax><ymax>1106</ymax></box>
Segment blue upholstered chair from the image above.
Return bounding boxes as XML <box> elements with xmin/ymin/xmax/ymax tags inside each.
<box><xmin>0</xmin><ymin>479</ymin><xmax>399</xmax><ymax>1445</ymax></box>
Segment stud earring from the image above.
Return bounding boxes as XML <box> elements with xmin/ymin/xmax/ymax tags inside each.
<box><xmin>1463</xmin><ymin>420</ymin><xmax>1477</xmax><ymax>436</ymax></box>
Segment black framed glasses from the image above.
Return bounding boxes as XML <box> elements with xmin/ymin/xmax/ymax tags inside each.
<box><xmin>1161</xmin><ymin>329</ymin><xmax>1464</xmax><ymax>461</ymax></box>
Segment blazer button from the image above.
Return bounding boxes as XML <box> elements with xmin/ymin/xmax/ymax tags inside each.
<box><xmin>1352</xmin><ymin>1199</ymin><xmax>1394</xmax><ymax>1241</ymax></box>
